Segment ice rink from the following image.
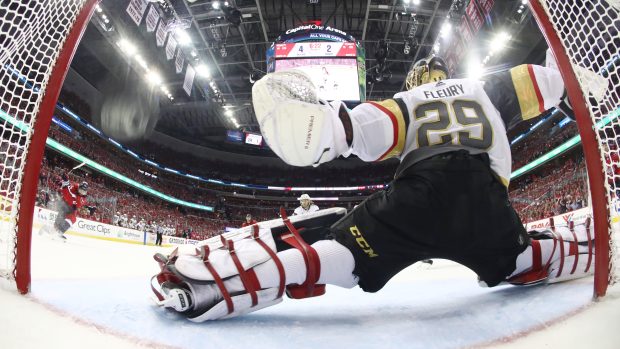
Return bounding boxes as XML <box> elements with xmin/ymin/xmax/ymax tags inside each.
<box><xmin>1</xmin><ymin>231</ymin><xmax>619</xmax><ymax>349</ymax></box>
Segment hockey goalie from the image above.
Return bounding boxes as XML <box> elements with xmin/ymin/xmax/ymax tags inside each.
<box><xmin>150</xmin><ymin>54</ymin><xmax>592</xmax><ymax>321</ymax></box>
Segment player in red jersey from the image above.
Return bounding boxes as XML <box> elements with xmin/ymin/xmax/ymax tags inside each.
<box><xmin>41</xmin><ymin>173</ymin><xmax>91</xmax><ymax>240</ymax></box>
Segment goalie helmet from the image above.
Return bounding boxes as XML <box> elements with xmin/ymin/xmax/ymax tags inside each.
<box><xmin>405</xmin><ymin>55</ymin><xmax>449</xmax><ymax>90</ymax></box>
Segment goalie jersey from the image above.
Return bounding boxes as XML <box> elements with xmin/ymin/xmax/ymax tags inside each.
<box><xmin>348</xmin><ymin>64</ymin><xmax>565</xmax><ymax>186</ymax></box>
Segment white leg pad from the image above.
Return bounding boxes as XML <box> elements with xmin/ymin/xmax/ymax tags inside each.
<box><xmin>174</xmin><ymin>227</ymin><xmax>277</xmax><ymax>281</ymax></box>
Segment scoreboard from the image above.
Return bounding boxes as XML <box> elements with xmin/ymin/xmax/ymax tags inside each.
<box><xmin>266</xmin><ymin>25</ymin><xmax>365</xmax><ymax>102</ymax></box>
<box><xmin>274</xmin><ymin>42</ymin><xmax>357</xmax><ymax>58</ymax></box>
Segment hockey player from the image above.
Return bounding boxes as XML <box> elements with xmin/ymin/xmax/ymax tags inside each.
<box><xmin>293</xmin><ymin>194</ymin><xmax>319</xmax><ymax>215</ymax></box>
<box><xmin>241</xmin><ymin>214</ymin><xmax>258</xmax><ymax>227</ymax></box>
<box><xmin>150</xmin><ymin>55</ymin><xmax>589</xmax><ymax>321</ymax></box>
<box><xmin>42</xmin><ymin>173</ymin><xmax>91</xmax><ymax>240</ymax></box>
<box><xmin>113</xmin><ymin>212</ymin><xmax>121</xmax><ymax>226</ymax></box>
<box><xmin>138</xmin><ymin>218</ymin><xmax>146</xmax><ymax>233</ymax></box>
<box><xmin>129</xmin><ymin>215</ymin><xmax>138</xmax><ymax>229</ymax></box>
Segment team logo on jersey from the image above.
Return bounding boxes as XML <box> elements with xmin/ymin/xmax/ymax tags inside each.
<box><xmin>349</xmin><ymin>225</ymin><xmax>378</xmax><ymax>258</ymax></box>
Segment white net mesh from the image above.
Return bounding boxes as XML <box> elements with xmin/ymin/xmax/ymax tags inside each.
<box><xmin>0</xmin><ymin>1</ymin><xmax>87</xmax><ymax>287</ymax></box>
<box><xmin>537</xmin><ymin>0</ymin><xmax>620</xmax><ymax>287</ymax></box>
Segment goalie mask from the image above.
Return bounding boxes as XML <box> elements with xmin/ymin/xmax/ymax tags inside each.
<box><xmin>405</xmin><ymin>56</ymin><xmax>449</xmax><ymax>90</ymax></box>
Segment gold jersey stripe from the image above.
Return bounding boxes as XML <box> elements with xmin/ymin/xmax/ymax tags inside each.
<box><xmin>499</xmin><ymin>175</ymin><xmax>510</xmax><ymax>188</ymax></box>
<box><xmin>368</xmin><ymin>99</ymin><xmax>407</xmax><ymax>161</ymax></box>
<box><xmin>510</xmin><ymin>64</ymin><xmax>545</xmax><ymax>120</ymax></box>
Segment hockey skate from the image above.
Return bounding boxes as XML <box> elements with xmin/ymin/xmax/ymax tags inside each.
<box><xmin>151</xmin><ymin>207</ymin><xmax>347</xmax><ymax>321</ymax></box>
<box><xmin>40</xmin><ymin>224</ymin><xmax>67</xmax><ymax>242</ymax></box>
<box><xmin>507</xmin><ymin>219</ymin><xmax>594</xmax><ymax>286</ymax></box>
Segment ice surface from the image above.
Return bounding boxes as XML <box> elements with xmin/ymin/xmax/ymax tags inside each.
<box><xmin>0</xmin><ymin>231</ymin><xmax>619</xmax><ymax>349</ymax></box>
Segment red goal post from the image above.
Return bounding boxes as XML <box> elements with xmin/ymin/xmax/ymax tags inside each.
<box><xmin>529</xmin><ymin>0</ymin><xmax>620</xmax><ymax>297</ymax></box>
<box><xmin>0</xmin><ymin>0</ymin><xmax>99</xmax><ymax>294</ymax></box>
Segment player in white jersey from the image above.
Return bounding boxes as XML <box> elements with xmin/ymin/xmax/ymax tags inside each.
<box><xmin>293</xmin><ymin>194</ymin><xmax>319</xmax><ymax>215</ymax></box>
<box><xmin>149</xmin><ymin>55</ymin><xmax>590</xmax><ymax>321</ymax></box>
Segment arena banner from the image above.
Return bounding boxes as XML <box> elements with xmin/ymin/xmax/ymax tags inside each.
<box><xmin>126</xmin><ymin>0</ymin><xmax>148</xmax><ymax>26</ymax></box>
<box><xmin>525</xmin><ymin>207</ymin><xmax>592</xmax><ymax>230</ymax></box>
<box><xmin>183</xmin><ymin>65</ymin><xmax>195</xmax><ymax>96</ymax></box>
<box><xmin>165</xmin><ymin>35</ymin><xmax>178</xmax><ymax>60</ymax></box>
<box><xmin>155</xmin><ymin>19</ymin><xmax>168</xmax><ymax>47</ymax></box>
<box><xmin>145</xmin><ymin>4</ymin><xmax>160</xmax><ymax>32</ymax></box>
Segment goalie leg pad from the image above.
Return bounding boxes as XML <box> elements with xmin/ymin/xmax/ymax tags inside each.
<box><xmin>278</xmin><ymin>207</ymin><xmax>325</xmax><ymax>299</ymax></box>
<box><xmin>151</xmin><ymin>208</ymin><xmax>347</xmax><ymax>321</ymax></box>
<box><xmin>507</xmin><ymin>218</ymin><xmax>594</xmax><ymax>286</ymax></box>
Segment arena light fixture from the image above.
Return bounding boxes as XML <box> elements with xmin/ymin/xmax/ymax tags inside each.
<box><xmin>212</xmin><ymin>1</ymin><xmax>220</xmax><ymax>9</ymax></box>
<box><xmin>134</xmin><ymin>54</ymin><xmax>148</xmax><ymax>70</ymax></box>
<box><xmin>467</xmin><ymin>62</ymin><xmax>483</xmax><ymax>79</ymax></box>
<box><xmin>175</xmin><ymin>28</ymin><xmax>192</xmax><ymax>46</ymax></box>
<box><xmin>117</xmin><ymin>39</ymin><xmax>137</xmax><ymax>56</ymax></box>
<box><xmin>489</xmin><ymin>31</ymin><xmax>511</xmax><ymax>54</ymax></box>
<box><xmin>195</xmin><ymin>64</ymin><xmax>210</xmax><ymax>77</ymax></box>
<box><xmin>440</xmin><ymin>22</ymin><xmax>452</xmax><ymax>39</ymax></box>
<box><xmin>412</xmin><ymin>0</ymin><xmax>420</xmax><ymax>4</ymax></box>
<box><xmin>146</xmin><ymin>71</ymin><xmax>163</xmax><ymax>86</ymax></box>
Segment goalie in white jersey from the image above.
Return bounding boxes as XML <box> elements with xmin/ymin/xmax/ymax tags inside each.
<box><xmin>150</xmin><ymin>55</ymin><xmax>591</xmax><ymax>321</ymax></box>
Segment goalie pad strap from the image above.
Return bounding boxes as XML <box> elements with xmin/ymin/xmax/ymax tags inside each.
<box><xmin>151</xmin><ymin>273</ymin><xmax>183</xmax><ymax>302</ymax></box>
<box><xmin>585</xmin><ymin>218</ymin><xmax>593</xmax><ymax>273</ymax></box>
<box><xmin>279</xmin><ymin>207</ymin><xmax>325</xmax><ymax>298</ymax></box>
<box><xmin>507</xmin><ymin>239</ymin><xmax>547</xmax><ymax>285</ymax></box>
<box><xmin>221</xmin><ymin>237</ymin><xmax>260</xmax><ymax>307</ymax></box>
<box><xmin>568</xmin><ymin>222</ymin><xmax>579</xmax><ymax>275</ymax></box>
<box><xmin>531</xmin><ymin>240</ymin><xmax>542</xmax><ymax>271</ymax></box>
<box><xmin>152</xmin><ymin>251</ymin><xmax>185</xmax><ymax>302</ymax></box>
<box><xmin>550</xmin><ymin>229</ymin><xmax>565</xmax><ymax>278</ymax></box>
<box><xmin>198</xmin><ymin>245</ymin><xmax>234</xmax><ymax>314</ymax></box>
<box><xmin>253</xmin><ymin>225</ymin><xmax>286</xmax><ymax>298</ymax></box>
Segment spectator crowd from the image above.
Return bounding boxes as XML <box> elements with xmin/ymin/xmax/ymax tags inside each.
<box><xmin>6</xmin><ymin>88</ymin><xmax>618</xmax><ymax>243</ymax></box>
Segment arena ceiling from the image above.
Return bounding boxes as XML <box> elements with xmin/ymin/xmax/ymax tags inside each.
<box><xmin>69</xmin><ymin>0</ymin><xmax>549</xmax><ymax>156</ymax></box>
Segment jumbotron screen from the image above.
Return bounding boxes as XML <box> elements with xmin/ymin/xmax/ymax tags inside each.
<box><xmin>275</xmin><ymin>58</ymin><xmax>360</xmax><ymax>101</ymax></box>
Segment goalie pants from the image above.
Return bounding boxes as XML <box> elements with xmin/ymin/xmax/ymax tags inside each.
<box><xmin>330</xmin><ymin>151</ymin><xmax>530</xmax><ymax>292</ymax></box>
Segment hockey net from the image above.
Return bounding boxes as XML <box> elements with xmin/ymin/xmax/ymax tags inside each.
<box><xmin>0</xmin><ymin>0</ymin><xmax>96</xmax><ymax>293</ymax></box>
<box><xmin>530</xmin><ymin>0</ymin><xmax>620</xmax><ymax>296</ymax></box>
